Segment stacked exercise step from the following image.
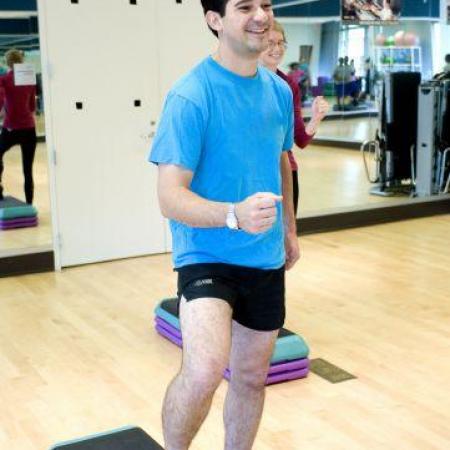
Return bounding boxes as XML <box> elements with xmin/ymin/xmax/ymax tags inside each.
<box><xmin>154</xmin><ymin>298</ymin><xmax>310</xmax><ymax>385</ymax></box>
<box><xmin>0</xmin><ymin>196</ymin><xmax>38</xmax><ymax>230</ymax></box>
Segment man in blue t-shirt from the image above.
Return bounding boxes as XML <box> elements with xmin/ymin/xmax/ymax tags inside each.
<box><xmin>149</xmin><ymin>1</ymin><xmax>298</xmax><ymax>448</ymax></box>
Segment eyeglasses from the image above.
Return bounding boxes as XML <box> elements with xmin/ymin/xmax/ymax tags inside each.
<box><xmin>268</xmin><ymin>41</ymin><xmax>287</xmax><ymax>50</ymax></box>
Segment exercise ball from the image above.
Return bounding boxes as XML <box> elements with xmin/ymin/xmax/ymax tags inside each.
<box><xmin>394</xmin><ymin>30</ymin><xmax>405</xmax><ymax>46</ymax></box>
<box><xmin>375</xmin><ymin>34</ymin><xmax>386</xmax><ymax>46</ymax></box>
<box><xmin>385</xmin><ymin>36</ymin><xmax>395</xmax><ymax>46</ymax></box>
<box><xmin>403</xmin><ymin>32</ymin><xmax>418</xmax><ymax>47</ymax></box>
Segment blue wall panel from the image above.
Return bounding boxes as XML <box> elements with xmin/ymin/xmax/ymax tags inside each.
<box><xmin>0</xmin><ymin>0</ymin><xmax>36</xmax><ymax>11</ymax></box>
<box><xmin>274</xmin><ymin>0</ymin><xmax>339</xmax><ymax>17</ymax></box>
<box><xmin>0</xmin><ymin>18</ymin><xmax>38</xmax><ymax>35</ymax></box>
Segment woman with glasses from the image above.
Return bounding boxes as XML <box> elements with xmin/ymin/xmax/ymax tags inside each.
<box><xmin>259</xmin><ymin>21</ymin><xmax>328</xmax><ymax>215</ymax></box>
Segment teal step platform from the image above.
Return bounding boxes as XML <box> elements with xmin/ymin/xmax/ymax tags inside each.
<box><xmin>154</xmin><ymin>298</ymin><xmax>309</xmax><ymax>363</ymax></box>
<box><xmin>0</xmin><ymin>196</ymin><xmax>37</xmax><ymax>219</ymax></box>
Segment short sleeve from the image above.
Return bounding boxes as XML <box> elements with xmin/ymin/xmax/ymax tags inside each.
<box><xmin>148</xmin><ymin>92</ymin><xmax>205</xmax><ymax>172</ymax></box>
<box><xmin>282</xmin><ymin>94</ymin><xmax>294</xmax><ymax>152</ymax></box>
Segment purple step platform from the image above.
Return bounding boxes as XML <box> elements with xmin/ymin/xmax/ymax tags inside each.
<box><xmin>155</xmin><ymin>317</ymin><xmax>309</xmax><ymax>385</ymax></box>
<box><xmin>224</xmin><ymin>367</ymin><xmax>309</xmax><ymax>385</ymax></box>
<box><xmin>0</xmin><ymin>216</ymin><xmax>38</xmax><ymax>230</ymax></box>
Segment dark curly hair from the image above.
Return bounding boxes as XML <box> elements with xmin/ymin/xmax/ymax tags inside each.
<box><xmin>200</xmin><ymin>0</ymin><xmax>232</xmax><ymax>37</ymax></box>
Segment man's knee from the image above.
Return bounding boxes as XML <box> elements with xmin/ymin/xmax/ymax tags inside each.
<box><xmin>182</xmin><ymin>357</ymin><xmax>228</xmax><ymax>396</ymax></box>
<box><xmin>230</xmin><ymin>365</ymin><xmax>268</xmax><ymax>392</ymax></box>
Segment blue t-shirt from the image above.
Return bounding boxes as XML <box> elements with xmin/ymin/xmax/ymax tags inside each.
<box><xmin>149</xmin><ymin>56</ymin><xmax>294</xmax><ymax>270</ymax></box>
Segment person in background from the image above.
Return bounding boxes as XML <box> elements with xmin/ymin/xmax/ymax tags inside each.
<box><xmin>363</xmin><ymin>57</ymin><xmax>373</xmax><ymax>98</ymax></box>
<box><xmin>298</xmin><ymin>59</ymin><xmax>311</xmax><ymax>102</ymax></box>
<box><xmin>375</xmin><ymin>0</ymin><xmax>397</xmax><ymax>20</ymax></box>
<box><xmin>259</xmin><ymin>20</ymin><xmax>329</xmax><ymax>215</ymax></box>
<box><xmin>343</xmin><ymin>56</ymin><xmax>353</xmax><ymax>81</ymax></box>
<box><xmin>287</xmin><ymin>62</ymin><xmax>303</xmax><ymax>89</ymax></box>
<box><xmin>349</xmin><ymin>59</ymin><xmax>356</xmax><ymax>78</ymax></box>
<box><xmin>333</xmin><ymin>57</ymin><xmax>346</xmax><ymax>109</ymax></box>
<box><xmin>0</xmin><ymin>49</ymin><xmax>37</xmax><ymax>204</ymax></box>
<box><xmin>443</xmin><ymin>54</ymin><xmax>450</xmax><ymax>73</ymax></box>
<box><xmin>342</xmin><ymin>0</ymin><xmax>357</xmax><ymax>19</ymax></box>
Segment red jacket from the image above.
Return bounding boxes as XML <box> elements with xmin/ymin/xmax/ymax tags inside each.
<box><xmin>277</xmin><ymin>69</ymin><xmax>313</xmax><ymax>171</ymax></box>
<box><xmin>0</xmin><ymin>70</ymin><xmax>36</xmax><ymax>130</ymax></box>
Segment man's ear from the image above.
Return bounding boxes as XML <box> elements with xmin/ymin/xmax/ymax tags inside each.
<box><xmin>205</xmin><ymin>10</ymin><xmax>223</xmax><ymax>35</ymax></box>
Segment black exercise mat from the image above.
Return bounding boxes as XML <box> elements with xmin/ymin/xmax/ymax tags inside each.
<box><xmin>309</xmin><ymin>358</ymin><xmax>356</xmax><ymax>384</ymax></box>
<box><xmin>51</xmin><ymin>427</ymin><xmax>163</xmax><ymax>450</ymax></box>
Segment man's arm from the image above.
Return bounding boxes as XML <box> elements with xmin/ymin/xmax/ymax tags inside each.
<box><xmin>281</xmin><ymin>152</ymin><xmax>300</xmax><ymax>270</ymax></box>
<box><xmin>157</xmin><ymin>163</ymin><xmax>282</xmax><ymax>234</ymax></box>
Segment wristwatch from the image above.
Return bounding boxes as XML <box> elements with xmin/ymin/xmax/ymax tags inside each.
<box><xmin>226</xmin><ymin>203</ymin><xmax>239</xmax><ymax>230</ymax></box>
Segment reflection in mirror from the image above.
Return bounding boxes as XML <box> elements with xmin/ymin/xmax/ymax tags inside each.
<box><xmin>277</xmin><ymin>15</ymin><xmax>448</xmax><ymax>218</ymax></box>
<box><xmin>279</xmin><ymin>20</ymin><xmax>385</xmax><ymax>216</ymax></box>
<box><xmin>0</xmin><ymin>14</ymin><xmax>52</xmax><ymax>259</ymax></box>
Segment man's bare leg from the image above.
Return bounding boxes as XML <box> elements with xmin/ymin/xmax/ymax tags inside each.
<box><xmin>162</xmin><ymin>296</ymin><xmax>232</xmax><ymax>450</ymax></box>
<box><xmin>223</xmin><ymin>321</ymin><xmax>278</xmax><ymax>450</ymax></box>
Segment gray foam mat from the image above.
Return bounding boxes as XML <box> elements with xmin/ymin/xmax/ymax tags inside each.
<box><xmin>50</xmin><ymin>426</ymin><xmax>163</xmax><ymax>449</ymax></box>
<box><xmin>0</xmin><ymin>196</ymin><xmax>28</xmax><ymax>208</ymax></box>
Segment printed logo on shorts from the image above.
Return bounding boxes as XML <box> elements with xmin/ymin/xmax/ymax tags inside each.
<box><xmin>193</xmin><ymin>278</ymin><xmax>213</xmax><ymax>287</ymax></box>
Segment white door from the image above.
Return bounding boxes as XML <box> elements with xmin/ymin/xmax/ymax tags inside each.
<box><xmin>38</xmin><ymin>0</ymin><xmax>166</xmax><ymax>267</ymax></box>
<box><xmin>156</xmin><ymin>0</ymin><xmax>216</xmax><ymax>103</ymax></box>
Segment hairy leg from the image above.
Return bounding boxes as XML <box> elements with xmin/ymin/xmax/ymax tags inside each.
<box><xmin>162</xmin><ymin>296</ymin><xmax>232</xmax><ymax>450</ymax></box>
<box><xmin>223</xmin><ymin>321</ymin><xmax>278</xmax><ymax>450</ymax></box>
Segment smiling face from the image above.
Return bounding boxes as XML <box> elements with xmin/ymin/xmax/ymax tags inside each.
<box><xmin>208</xmin><ymin>0</ymin><xmax>274</xmax><ymax>57</ymax></box>
<box><xmin>259</xmin><ymin>29</ymin><xmax>286</xmax><ymax>71</ymax></box>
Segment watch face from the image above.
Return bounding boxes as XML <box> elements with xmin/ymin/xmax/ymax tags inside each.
<box><xmin>226</xmin><ymin>213</ymin><xmax>238</xmax><ymax>229</ymax></box>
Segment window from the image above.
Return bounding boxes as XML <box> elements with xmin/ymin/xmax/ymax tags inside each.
<box><xmin>339</xmin><ymin>26</ymin><xmax>366</xmax><ymax>76</ymax></box>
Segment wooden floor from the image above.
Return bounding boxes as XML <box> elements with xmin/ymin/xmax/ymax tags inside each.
<box><xmin>315</xmin><ymin>116</ymin><xmax>379</xmax><ymax>142</ymax></box>
<box><xmin>1</xmin><ymin>215</ymin><xmax>449</xmax><ymax>449</ymax></box>
<box><xmin>294</xmin><ymin>144</ymin><xmax>400</xmax><ymax>217</ymax></box>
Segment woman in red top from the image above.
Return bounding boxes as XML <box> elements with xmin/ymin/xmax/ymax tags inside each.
<box><xmin>259</xmin><ymin>21</ymin><xmax>329</xmax><ymax>215</ymax></box>
<box><xmin>0</xmin><ymin>49</ymin><xmax>37</xmax><ymax>204</ymax></box>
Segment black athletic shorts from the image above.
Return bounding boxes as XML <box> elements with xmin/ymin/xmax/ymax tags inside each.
<box><xmin>176</xmin><ymin>263</ymin><xmax>285</xmax><ymax>331</ymax></box>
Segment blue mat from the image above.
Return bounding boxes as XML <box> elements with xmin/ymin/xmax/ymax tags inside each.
<box><xmin>0</xmin><ymin>196</ymin><xmax>37</xmax><ymax>219</ymax></box>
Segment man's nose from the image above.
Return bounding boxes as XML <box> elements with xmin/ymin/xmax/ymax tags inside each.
<box><xmin>253</xmin><ymin>6</ymin><xmax>272</xmax><ymax>23</ymax></box>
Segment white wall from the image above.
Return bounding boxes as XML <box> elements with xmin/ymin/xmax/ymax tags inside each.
<box><xmin>435</xmin><ymin>24</ymin><xmax>450</xmax><ymax>72</ymax></box>
<box><xmin>440</xmin><ymin>0</ymin><xmax>450</xmax><ymax>57</ymax></box>
<box><xmin>441</xmin><ymin>24</ymin><xmax>450</xmax><ymax>57</ymax></box>
<box><xmin>279</xmin><ymin>22</ymin><xmax>322</xmax><ymax>83</ymax></box>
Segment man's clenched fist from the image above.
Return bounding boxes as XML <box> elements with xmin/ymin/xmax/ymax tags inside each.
<box><xmin>235</xmin><ymin>192</ymin><xmax>282</xmax><ymax>234</ymax></box>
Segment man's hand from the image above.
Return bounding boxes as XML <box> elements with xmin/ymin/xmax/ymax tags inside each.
<box><xmin>284</xmin><ymin>231</ymin><xmax>300</xmax><ymax>270</ymax></box>
<box><xmin>235</xmin><ymin>192</ymin><xmax>282</xmax><ymax>234</ymax></box>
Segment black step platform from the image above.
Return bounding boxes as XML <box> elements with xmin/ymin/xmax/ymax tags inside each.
<box><xmin>50</xmin><ymin>426</ymin><xmax>163</xmax><ymax>450</ymax></box>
